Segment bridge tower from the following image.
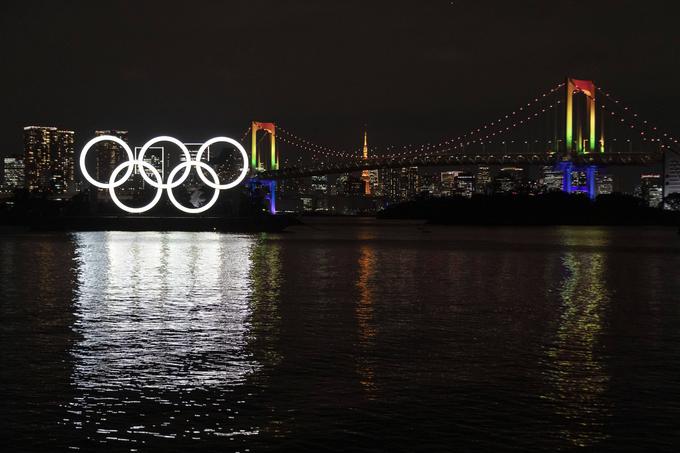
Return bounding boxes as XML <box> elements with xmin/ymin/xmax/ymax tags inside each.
<box><xmin>250</xmin><ymin>121</ymin><xmax>278</xmax><ymax>214</ymax></box>
<box><xmin>565</xmin><ymin>78</ymin><xmax>601</xmax><ymax>155</ymax></box>
<box><xmin>563</xmin><ymin>78</ymin><xmax>602</xmax><ymax>200</ymax></box>
<box><xmin>251</xmin><ymin>121</ymin><xmax>278</xmax><ymax>171</ymax></box>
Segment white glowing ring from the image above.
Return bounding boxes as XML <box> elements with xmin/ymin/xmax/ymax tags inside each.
<box><xmin>79</xmin><ymin>135</ymin><xmax>135</xmax><ymax>188</ymax></box>
<box><xmin>136</xmin><ymin>135</ymin><xmax>192</xmax><ymax>188</ymax></box>
<box><xmin>195</xmin><ymin>137</ymin><xmax>249</xmax><ymax>189</ymax></box>
<box><xmin>165</xmin><ymin>160</ymin><xmax>221</xmax><ymax>214</ymax></box>
<box><xmin>79</xmin><ymin>135</ymin><xmax>249</xmax><ymax>214</ymax></box>
<box><xmin>109</xmin><ymin>160</ymin><xmax>164</xmax><ymax>214</ymax></box>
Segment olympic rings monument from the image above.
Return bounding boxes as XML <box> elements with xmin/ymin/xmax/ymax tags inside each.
<box><xmin>79</xmin><ymin>135</ymin><xmax>251</xmax><ymax>215</ymax></box>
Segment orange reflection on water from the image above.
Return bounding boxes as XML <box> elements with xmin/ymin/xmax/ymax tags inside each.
<box><xmin>355</xmin><ymin>244</ymin><xmax>378</xmax><ymax>397</ymax></box>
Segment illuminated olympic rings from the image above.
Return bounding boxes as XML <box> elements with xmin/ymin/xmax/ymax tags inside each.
<box><xmin>79</xmin><ymin>135</ymin><xmax>249</xmax><ymax>214</ymax></box>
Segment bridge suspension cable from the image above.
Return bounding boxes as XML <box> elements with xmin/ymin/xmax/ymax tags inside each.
<box><xmin>271</xmin><ymin>82</ymin><xmax>564</xmax><ymax>164</ymax></box>
<box><xmin>276</xmin><ymin>126</ymin><xmax>363</xmax><ymax>160</ymax></box>
<box><xmin>239</xmin><ymin>125</ymin><xmax>252</xmax><ymax>144</ymax></box>
<box><xmin>371</xmin><ymin>81</ymin><xmax>565</xmax><ymax>159</ymax></box>
<box><xmin>597</xmin><ymin>85</ymin><xmax>679</xmax><ymax>149</ymax></box>
<box><xmin>264</xmin><ymin>80</ymin><xmax>676</xmax><ymax>174</ymax></box>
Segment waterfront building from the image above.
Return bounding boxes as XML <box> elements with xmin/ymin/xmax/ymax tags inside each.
<box><xmin>379</xmin><ymin>167</ymin><xmax>419</xmax><ymax>201</ymax></box>
<box><xmin>541</xmin><ymin>166</ymin><xmax>563</xmax><ymax>192</ymax></box>
<box><xmin>24</xmin><ymin>126</ymin><xmax>52</xmax><ymax>191</ymax></box>
<box><xmin>418</xmin><ymin>173</ymin><xmax>439</xmax><ymax>196</ymax></box>
<box><xmin>455</xmin><ymin>172</ymin><xmax>475</xmax><ymax>198</ymax></box>
<box><xmin>493</xmin><ymin>167</ymin><xmax>524</xmax><ymax>193</ymax></box>
<box><xmin>368</xmin><ymin>169</ymin><xmax>379</xmax><ymax>196</ymax></box>
<box><xmin>95</xmin><ymin>130</ymin><xmax>129</xmax><ymax>186</ymax></box>
<box><xmin>440</xmin><ymin>170</ymin><xmax>460</xmax><ymax>196</ymax></box>
<box><xmin>475</xmin><ymin>166</ymin><xmax>492</xmax><ymax>194</ymax></box>
<box><xmin>379</xmin><ymin>168</ymin><xmax>399</xmax><ymax>199</ymax></box>
<box><xmin>311</xmin><ymin>175</ymin><xmax>328</xmax><ymax>193</ymax></box>
<box><xmin>23</xmin><ymin>126</ymin><xmax>75</xmax><ymax>193</ymax></box>
<box><xmin>639</xmin><ymin>173</ymin><xmax>663</xmax><ymax>207</ymax></box>
<box><xmin>52</xmin><ymin>129</ymin><xmax>75</xmax><ymax>193</ymax></box>
<box><xmin>336</xmin><ymin>173</ymin><xmax>364</xmax><ymax>196</ymax></box>
<box><xmin>1</xmin><ymin>156</ymin><xmax>25</xmax><ymax>192</ymax></box>
<box><xmin>134</xmin><ymin>146</ymin><xmax>164</xmax><ymax>189</ymax></box>
<box><xmin>182</xmin><ymin>143</ymin><xmax>211</xmax><ymax>165</ymax></box>
<box><xmin>596</xmin><ymin>174</ymin><xmax>614</xmax><ymax>196</ymax></box>
<box><xmin>664</xmin><ymin>149</ymin><xmax>680</xmax><ymax>208</ymax></box>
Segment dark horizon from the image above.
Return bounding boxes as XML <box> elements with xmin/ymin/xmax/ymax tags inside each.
<box><xmin>2</xmin><ymin>0</ymin><xmax>679</xmax><ymax>156</ymax></box>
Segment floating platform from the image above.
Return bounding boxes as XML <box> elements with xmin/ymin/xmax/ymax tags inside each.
<box><xmin>1</xmin><ymin>215</ymin><xmax>293</xmax><ymax>233</ymax></box>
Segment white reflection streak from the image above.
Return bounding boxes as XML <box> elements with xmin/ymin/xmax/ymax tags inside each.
<box><xmin>71</xmin><ymin>232</ymin><xmax>258</xmax><ymax>391</ymax></box>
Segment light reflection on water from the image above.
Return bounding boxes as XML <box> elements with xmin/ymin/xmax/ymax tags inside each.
<box><xmin>65</xmin><ymin>232</ymin><xmax>267</xmax><ymax>446</ymax></box>
<box><xmin>2</xmin><ymin>225</ymin><xmax>680</xmax><ymax>451</ymax></box>
<box><xmin>543</xmin><ymin>228</ymin><xmax>611</xmax><ymax>447</ymax></box>
<box><xmin>356</xmin><ymin>244</ymin><xmax>377</xmax><ymax>398</ymax></box>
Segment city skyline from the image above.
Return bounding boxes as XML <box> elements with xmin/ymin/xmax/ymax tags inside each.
<box><xmin>1</xmin><ymin>119</ymin><xmax>667</xmax><ymax>198</ymax></box>
<box><xmin>2</xmin><ymin>121</ymin><xmax>666</xmax><ymax>215</ymax></box>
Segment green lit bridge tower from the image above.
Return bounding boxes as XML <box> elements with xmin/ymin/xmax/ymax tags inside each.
<box><xmin>561</xmin><ymin>78</ymin><xmax>602</xmax><ymax>199</ymax></box>
<box><xmin>249</xmin><ymin>121</ymin><xmax>278</xmax><ymax>213</ymax></box>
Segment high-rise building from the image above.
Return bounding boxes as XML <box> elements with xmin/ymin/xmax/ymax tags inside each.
<box><xmin>494</xmin><ymin>167</ymin><xmax>524</xmax><ymax>193</ymax></box>
<box><xmin>639</xmin><ymin>174</ymin><xmax>663</xmax><ymax>207</ymax></box>
<box><xmin>24</xmin><ymin>126</ymin><xmax>54</xmax><ymax>192</ymax></box>
<box><xmin>52</xmin><ymin>129</ymin><xmax>75</xmax><ymax>193</ymax></box>
<box><xmin>440</xmin><ymin>170</ymin><xmax>460</xmax><ymax>196</ymax></box>
<box><xmin>134</xmin><ymin>146</ymin><xmax>164</xmax><ymax>189</ymax></box>
<box><xmin>336</xmin><ymin>173</ymin><xmax>364</xmax><ymax>196</ymax></box>
<box><xmin>95</xmin><ymin>130</ymin><xmax>129</xmax><ymax>186</ymax></box>
<box><xmin>419</xmin><ymin>173</ymin><xmax>439</xmax><ymax>196</ymax></box>
<box><xmin>182</xmin><ymin>143</ymin><xmax>211</xmax><ymax>164</ymax></box>
<box><xmin>379</xmin><ymin>167</ymin><xmax>418</xmax><ymax>201</ymax></box>
<box><xmin>455</xmin><ymin>172</ymin><xmax>475</xmax><ymax>198</ymax></box>
<box><xmin>1</xmin><ymin>156</ymin><xmax>25</xmax><ymax>192</ymax></box>
<box><xmin>541</xmin><ymin>166</ymin><xmax>563</xmax><ymax>192</ymax></box>
<box><xmin>475</xmin><ymin>166</ymin><xmax>491</xmax><ymax>194</ymax></box>
<box><xmin>23</xmin><ymin>126</ymin><xmax>75</xmax><ymax>193</ymax></box>
<box><xmin>401</xmin><ymin>167</ymin><xmax>419</xmax><ymax>199</ymax></box>
<box><xmin>379</xmin><ymin>168</ymin><xmax>399</xmax><ymax>200</ymax></box>
<box><xmin>664</xmin><ymin>148</ymin><xmax>680</xmax><ymax>208</ymax></box>
<box><xmin>311</xmin><ymin>175</ymin><xmax>328</xmax><ymax>193</ymax></box>
<box><xmin>279</xmin><ymin>177</ymin><xmax>302</xmax><ymax>197</ymax></box>
<box><xmin>570</xmin><ymin>169</ymin><xmax>589</xmax><ymax>195</ymax></box>
<box><xmin>596</xmin><ymin>174</ymin><xmax>614</xmax><ymax>196</ymax></box>
<box><xmin>368</xmin><ymin>169</ymin><xmax>379</xmax><ymax>195</ymax></box>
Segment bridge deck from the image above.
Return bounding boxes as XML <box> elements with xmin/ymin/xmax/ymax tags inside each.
<box><xmin>258</xmin><ymin>152</ymin><xmax>663</xmax><ymax>179</ymax></box>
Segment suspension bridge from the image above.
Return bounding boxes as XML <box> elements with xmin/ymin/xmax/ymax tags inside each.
<box><xmin>242</xmin><ymin>77</ymin><xmax>677</xmax><ymax>211</ymax></box>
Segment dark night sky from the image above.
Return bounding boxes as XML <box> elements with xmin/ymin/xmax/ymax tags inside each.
<box><xmin>1</xmin><ymin>0</ymin><xmax>679</xmax><ymax>157</ymax></box>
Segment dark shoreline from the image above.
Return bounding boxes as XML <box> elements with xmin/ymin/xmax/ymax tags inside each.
<box><xmin>377</xmin><ymin>193</ymin><xmax>680</xmax><ymax>227</ymax></box>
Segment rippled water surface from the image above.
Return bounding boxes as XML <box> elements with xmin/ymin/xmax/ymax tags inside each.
<box><xmin>2</xmin><ymin>222</ymin><xmax>680</xmax><ymax>451</ymax></box>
